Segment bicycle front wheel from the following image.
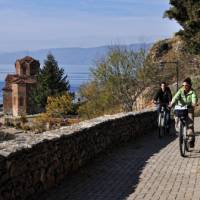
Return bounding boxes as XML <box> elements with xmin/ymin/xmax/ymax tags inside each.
<box><xmin>158</xmin><ymin>113</ymin><xmax>165</xmax><ymax>138</ymax></box>
<box><xmin>179</xmin><ymin>123</ymin><xmax>186</xmax><ymax>157</ymax></box>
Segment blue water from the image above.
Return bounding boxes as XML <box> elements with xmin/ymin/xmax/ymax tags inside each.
<box><xmin>0</xmin><ymin>64</ymin><xmax>91</xmax><ymax>86</ymax></box>
<box><xmin>0</xmin><ymin>63</ymin><xmax>92</xmax><ymax>104</ymax></box>
<box><xmin>0</xmin><ymin>81</ymin><xmax>80</xmax><ymax>104</ymax></box>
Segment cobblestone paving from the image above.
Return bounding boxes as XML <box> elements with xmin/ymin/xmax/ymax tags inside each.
<box><xmin>37</xmin><ymin>118</ymin><xmax>200</xmax><ymax>200</ymax></box>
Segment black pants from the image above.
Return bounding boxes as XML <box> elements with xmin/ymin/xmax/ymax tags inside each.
<box><xmin>157</xmin><ymin>105</ymin><xmax>171</xmax><ymax>129</ymax></box>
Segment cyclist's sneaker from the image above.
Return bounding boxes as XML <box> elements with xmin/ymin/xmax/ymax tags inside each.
<box><xmin>188</xmin><ymin>135</ymin><xmax>195</xmax><ymax>148</ymax></box>
<box><xmin>187</xmin><ymin>130</ymin><xmax>193</xmax><ymax>136</ymax></box>
<box><xmin>189</xmin><ymin>140</ymin><xmax>195</xmax><ymax>148</ymax></box>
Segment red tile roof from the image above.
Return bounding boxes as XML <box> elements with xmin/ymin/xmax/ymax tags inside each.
<box><xmin>16</xmin><ymin>56</ymin><xmax>40</xmax><ymax>65</ymax></box>
<box><xmin>13</xmin><ymin>78</ymin><xmax>36</xmax><ymax>84</ymax></box>
<box><xmin>5</xmin><ymin>74</ymin><xmax>19</xmax><ymax>82</ymax></box>
<box><xmin>3</xmin><ymin>74</ymin><xmax>36</xmax><ymax>91</ymax></box>
<box><xmin>3</xmin><ymin>74</ymin><xmax>19</xmax><ymax>91</ymax></box>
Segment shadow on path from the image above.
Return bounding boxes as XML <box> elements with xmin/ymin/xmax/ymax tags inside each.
<box><xmin>0</xmin><ymin>131</ymin><xmax>15</xmax><ymax>142</ymax></box>
<box><xmin>35</xmin><ymin>131</ymin><xmax>177</xmax><ymax>200</ymax></box>
<box><xmin>184</xmin><ymin>131</ymin><xmax>200</xmax><ymax>158</ymax></box>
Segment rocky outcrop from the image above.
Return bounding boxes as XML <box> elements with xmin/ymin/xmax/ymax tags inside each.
<box><xmin>0</xmin><ymin>110</ymin><xmax>156</xmax><ymax>200</ymax></box>
<box><xmin>147</xmin><ymin>36</ymin><xmax>186</xmax><ymax>63</ymax></box>
<box><xmin>147</xmin><ymin>36</ymin><xmax>200</xmax><ymax>75</ymax></box>
<box><xmin>146</xmin><ymin>35</ymin><xmax>200</xmax><ymax>98</ymax></box>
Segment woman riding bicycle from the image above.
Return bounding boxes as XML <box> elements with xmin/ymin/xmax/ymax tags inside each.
<box><xmin>170</xmin><ymin>77</ymin><xmax>198</xmax><ymax>148</ymax></box>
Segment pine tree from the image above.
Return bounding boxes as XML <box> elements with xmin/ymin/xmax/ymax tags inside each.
<box><xmin>164</xmin><ymin>0</ymin><xmax>200</xmax><ymax>53</ymax></box>
<box><xmin>33</xmin><ymin>53</ymin><xmax>70</xmax><ymax>111</ymax></box>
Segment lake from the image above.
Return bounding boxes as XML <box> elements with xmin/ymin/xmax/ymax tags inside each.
<box><xmin>0</xmin><ymin>63</ymin><xmax>93</xmax><ymax>104</ymax></box>
<box><xmin>0</xmin><ymin>81</ymin><xmax>3</xmax><ymax>104</ymax></box>
<box><xmin>0</xmin><ymin>63</ymin><xmax>92</xmax><ymax>84</ymax></box>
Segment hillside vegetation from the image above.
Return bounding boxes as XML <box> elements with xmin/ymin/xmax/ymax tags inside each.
<box><xmin>78</xmin><ymin>0</ymin><xmax>200</xmax><ymax>119</ymax></box>
<box><xmin>164</xmin><ymin>0</ymin><xmax>200</xmax><ymax>54</ymax></box>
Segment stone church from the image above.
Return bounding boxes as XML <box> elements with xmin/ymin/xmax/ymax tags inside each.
<box><xmin>3</xmin><ymin>56</ymin><xmax>40</xmax><ymax>116</ymax></box>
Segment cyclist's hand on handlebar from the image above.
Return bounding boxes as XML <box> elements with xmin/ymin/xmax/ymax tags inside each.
<box><xmin>168</xmin><ymin>102</ymin><xmax>173</xmax><ymax>108</ymax></box>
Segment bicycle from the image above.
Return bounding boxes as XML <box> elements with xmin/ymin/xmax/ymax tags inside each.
<box><xmin>157</xmin><ymin>103</ymin><xmax>170</xmax><ymax>138</ymax></box>
<box><xmin>174</xmin><ymin>105</ymin><xmax>190</xmax><ymax>157</ymax></box>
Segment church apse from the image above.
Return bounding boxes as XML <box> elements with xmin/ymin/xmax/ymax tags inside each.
<box><xmin>3</xmin><ymin>56</ymin><xmax>40</xmax><ymax>116</ymax></box>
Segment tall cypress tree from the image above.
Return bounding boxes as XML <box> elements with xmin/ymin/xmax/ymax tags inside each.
<box><xmin>33</xmin><ymin>53</ymin><xmax>70</xmax><ymax>111</ymax></box>
<box><xmin>164</xmin><ymin>0</ymin><xmax>200</xmax><ymax>53</ymax></box>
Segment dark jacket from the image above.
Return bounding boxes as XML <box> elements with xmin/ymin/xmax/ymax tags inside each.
<box><xmin>154</xmin><ymin>87</ymin><xmax>172</xmax><ymax>104</ymax></box>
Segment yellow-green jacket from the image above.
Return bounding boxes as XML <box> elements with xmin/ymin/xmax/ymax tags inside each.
<box><xmin>171</xmin><ymin>87</ymin><xmax>198</xmax><ymax>107</ymax></box>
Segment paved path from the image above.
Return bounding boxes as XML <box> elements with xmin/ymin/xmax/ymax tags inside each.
<box><xmin>36</xmin><ymin>118</ymin><xmax>200</xmax><ymax>200</ymax></box>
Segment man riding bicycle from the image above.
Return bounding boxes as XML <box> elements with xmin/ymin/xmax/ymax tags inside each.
<box><xmin>153</xmin><ymin>82</ymin><xmax>172</xmax><ymax>133</ymax></box>
<box><xmin>170</xmin><ymin>77</ymin><xmax>198</xmax><ymax>148</ymax></box>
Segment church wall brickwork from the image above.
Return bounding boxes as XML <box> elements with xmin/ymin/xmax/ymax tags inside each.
<box><xmin>3</xmin><ymin>91</ymin><xmax>12</xmax><ymax>115</ymax></box>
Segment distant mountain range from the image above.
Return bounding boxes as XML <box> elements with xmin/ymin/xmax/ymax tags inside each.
<box><xmin>0</xmin><ymin>43</ymin><xmax>152</xmax><ymax>65</ymax></box>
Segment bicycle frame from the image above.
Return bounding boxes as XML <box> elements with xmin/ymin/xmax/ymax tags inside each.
<box><xmin>175</xmin><ymin>106</ymin><xmax>189</xmax><ymax>157</ymax></box>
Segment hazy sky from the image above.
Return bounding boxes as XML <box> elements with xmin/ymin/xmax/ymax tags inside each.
<box><xmin>0</xmin><ymin>0</ymin><xmax>180</xmax><ymax>52</ymax></box>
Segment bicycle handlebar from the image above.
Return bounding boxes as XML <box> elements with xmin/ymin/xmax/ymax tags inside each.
<box><xmin>153</xmin><ymin>102</ymin><xmax>170</xmax><ymax>106</ymax></box>
<box><xmin>153</xmin><ymin>102</ymin><xmax>170</xmax><ymax>110</ymax></box>
<box><xmin>174</xmin><ymin>105</ymin><xmax>188</xmax><ymax>110</ymax></box>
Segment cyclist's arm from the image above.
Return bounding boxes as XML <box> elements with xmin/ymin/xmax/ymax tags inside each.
<box><xmin>167</xmin><ymin>89</ymin><xmax>172</xmax><ymax>106</ymax></box>
<box><xmin>169</xmin><ymin>90</ymin><xmax>172</xmax><ymax>102</ymax></box>
<box><xmin>153</xmin><ymin>91</ymin><xmax>160</xmax><ymax>103</ymax></box>
<box><xmin>171</xmin><ymin>89</ymin><xmax>181</xmax><ymax>107</ymax></box>
<box><xmin>191</xmin><ymin>90</ymin><xmax>198</xmax><ymax>107</ymax></box>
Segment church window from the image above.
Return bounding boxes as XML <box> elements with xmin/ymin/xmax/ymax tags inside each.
<box><xmin>21</xmin><ymin>65</ymin><xmax>26</xmax><ymax>75</ymax></box>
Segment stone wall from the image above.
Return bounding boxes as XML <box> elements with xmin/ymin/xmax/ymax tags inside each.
<box><xmin>0</xmin><ymin>110</ymin><xmax>156</xmax><ymax>200</ymax></box>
